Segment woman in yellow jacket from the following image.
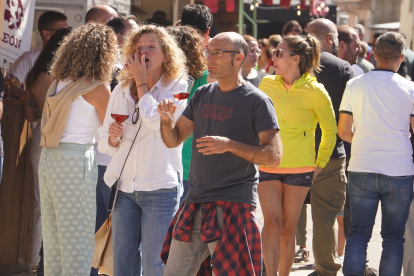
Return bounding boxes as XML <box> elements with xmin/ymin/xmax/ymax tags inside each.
<box><xmin>258</xmin><ymin>34</ymin><xmax>337</xmax><ymax>276</ymax></box>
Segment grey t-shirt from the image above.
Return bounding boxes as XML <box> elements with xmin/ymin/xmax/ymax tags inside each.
<box><xmin>182</xmin><ymin>81</ymin><xmax>279</xmax><ymax>205</ymax></box>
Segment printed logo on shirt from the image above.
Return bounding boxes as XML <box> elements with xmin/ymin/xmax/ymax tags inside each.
<box><xmin>201</xmin><ymin>104</ymin><xmax>233</xmax><ymax>121</ymax></box>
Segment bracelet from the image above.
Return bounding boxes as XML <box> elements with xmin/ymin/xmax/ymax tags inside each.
<box><xmin>137</xmin><ymin>83</ymin><xmax>148</xmax><ymax>90</ymax></box>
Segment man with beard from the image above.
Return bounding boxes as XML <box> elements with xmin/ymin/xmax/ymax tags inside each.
<box><xmin>306</xmin><ymin>19</ymin><xmax>355</xmax><ymax>276</ymax></box>
<box><xmin>160</xmin><ymin>32</ymin><xmax>282</xmax><ymax>276</ymax></box>
<box><xmin>338</xmin><ymin>25</ymin><xmax>363</xmax><ymax>77</ymax></box>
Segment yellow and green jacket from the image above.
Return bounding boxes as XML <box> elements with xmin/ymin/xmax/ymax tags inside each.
<box><xmin>258</xmin><ymin>73</ymin><xmax>337</xmax><ymax>168</ymax></box>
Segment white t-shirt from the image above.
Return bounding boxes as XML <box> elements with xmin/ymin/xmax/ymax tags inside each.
<box><xmin>10</xmin><ymin>48</ymin><xmax>42</xmax><ymax>83</ymax></box>
<box><xmin>352</xmin><ymin>64</ymin><xmax>364</xmax><ymax>77</ymax></box>
<box><xmin>339</xmin><ymin>69</ymin><xmax>414</xmax><ymax>176</ymax></box>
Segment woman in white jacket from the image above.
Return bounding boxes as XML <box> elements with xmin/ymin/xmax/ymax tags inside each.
<box><xmin>98</xmin><ymin>25</ymin><xmax>188</xmax><ymax>276</ymax></box>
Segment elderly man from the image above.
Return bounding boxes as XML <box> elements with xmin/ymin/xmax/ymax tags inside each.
<box><xmin>160</xmin><ymin>32</ymin><xmax>282</xmax><ymax>276</ymax></box>
<box><xmin>338</xmin><ymin>32</ymin><xmax>414</xmax><ymax>276</ymax></box>
<box><xmin>306</xmin><ymin>18</ymin><xmax>355</xmax><ymax>276</ymax></box>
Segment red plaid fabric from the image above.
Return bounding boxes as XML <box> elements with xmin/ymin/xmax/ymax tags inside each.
<box><xmin>161</xmin><ymin>202</ymin><xmax>262</xmax><ymax>276</ymax></box>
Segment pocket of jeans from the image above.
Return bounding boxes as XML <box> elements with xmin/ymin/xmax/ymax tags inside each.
<box><xmin>387</xmin><ymin>176</ymin><xmax>412</xmax><ymax>203</ymax></box>
<box><xmin>347</xmin><ymin>172</ymin><xmax>368</xmax><ymax>197</ymax></box>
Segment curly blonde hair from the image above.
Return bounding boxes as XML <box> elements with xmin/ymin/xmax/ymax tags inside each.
<box><xmin>166</xmin><ymin>25</ymin><xmax>206</xmax><ymax>79</ymax></box>
<box><xmin>50</xmin><ymin>23</ymin><xmax>118</xmax><ymax>83</ymax></box>
<box><xmin>118</xmin><ymin>24</ymin><xmax>187</xmax><ymax>96</ymax></box>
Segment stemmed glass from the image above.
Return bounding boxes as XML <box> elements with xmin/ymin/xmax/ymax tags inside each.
<box><xmin>2</xmin><ymin>63</ymin><xmax>15</xmax><ymax>99</ymax></box>
<box><xmin>173</xmin><ymin>75</ymin><xmax>194</xmax><ymax>101</ymax></box>
<box><xmin>111</xmin><ymin>92</ymin><xmax>129</xmax><ymax>142</ymax></box>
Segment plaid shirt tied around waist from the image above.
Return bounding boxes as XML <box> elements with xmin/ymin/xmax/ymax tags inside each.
<box><xmin>161</xmin><ymin>201</ymin><xmax>262</xmax><ymax>276</ymax></box>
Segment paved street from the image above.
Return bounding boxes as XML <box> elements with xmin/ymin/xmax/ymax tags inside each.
<box><xmin>14</xmin><ymin>202</ymin><xmax>392</xmax><ymax>276</ymax></box>
<box><xmin>255</xmin><ymin>201</ymin><xmax>387</xmax><ymax>276</ymax></box>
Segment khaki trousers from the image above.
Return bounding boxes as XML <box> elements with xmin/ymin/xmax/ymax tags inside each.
<box><xmin>310</xmin><ymin>158</ymin><xmax>347</xmax><ymax>276</ymax></box>
<box><xmin>295</xmin><ymin>204</ymin><xmax>308</xmax><ymax>246</ymax></box>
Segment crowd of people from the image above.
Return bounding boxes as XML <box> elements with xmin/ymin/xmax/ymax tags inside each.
<box><xmin>2</xmin><ymin>3</ymin><xmax>414</xmax><ymax>276</ymax></box>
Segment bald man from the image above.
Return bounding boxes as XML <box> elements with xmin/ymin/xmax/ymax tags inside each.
<box><xmin>160</xmin><ymin>32</ymin><xmax>282</xmax><ymax>276</ymax></box>
<box><xmin>307</xmin><ymin>19</ymin><xmax>355</xmax><ymax>276</ymax></box>
<box><xmin>85</xmin><ymin>4</ymin><xmax>118</xmax><ymax>24</ymax></box>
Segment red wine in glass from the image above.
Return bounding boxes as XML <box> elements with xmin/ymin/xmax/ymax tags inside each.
<box><xmin>111</xmin><ymin>114</ymin><xmax>129</xmax><ymax>123</ymax></box>
<box><xmin>173</xmin><ymin>92</ymin><xmax>190</xmax><ymax>100</ymax></box>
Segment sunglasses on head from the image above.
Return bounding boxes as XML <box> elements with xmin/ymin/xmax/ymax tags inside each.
<box><xmin>272</xmin><ymin>48</ymin><xmax>297</xmax><ymax>58</ymax></box>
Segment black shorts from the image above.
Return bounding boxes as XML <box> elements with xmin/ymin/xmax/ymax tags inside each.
<box><xmin>259</xmin><ymin>171</ymin><xmax>314</xmax><ymax>187</ymax></box>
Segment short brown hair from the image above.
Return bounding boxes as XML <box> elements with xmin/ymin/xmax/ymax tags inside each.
<box><xmin>283</xmin><ymin>34</ymin><xmax>321</xmax><ymax>75</ymax></box>
<box><xmin>338</xmin><ymin>25</ymin><xmax>355</xmax><ymax>45</ymax></box>
<box><xmin>268</xmin><ymin>34</ymin><xmax>282</xmax><ymax>48</ymax></box>
<box><xmin>375</xmin><ymin>32</ymin><xmax>405</xmax><ymax>62</ymax></box>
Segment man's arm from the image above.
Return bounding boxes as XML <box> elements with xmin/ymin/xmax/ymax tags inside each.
<box><xmin>196</xmin><ymin>129</ymin><xmax>282</xmax><ymax>167</ymax></box>
<box><xmin>158</xmin><ymin>99</ymin><xmax>194</xmax><ymax>148</ymax></box>
<box><xmin>338</xmin><ymin>113</ymin><xmax>354</xmax><ymax>143</ymax></box>
<box><xmin>410</xmin><ymin>117</ymin><xmax>414</xmax><ymax>132</ymax></box>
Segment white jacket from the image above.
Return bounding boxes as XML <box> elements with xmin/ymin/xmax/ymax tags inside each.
<box><xmin>98</xmin><ymin>76</ymin><xmax>187</xmax><ymax>193</ymax></box>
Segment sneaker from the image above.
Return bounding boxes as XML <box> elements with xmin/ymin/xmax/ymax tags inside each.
<box><xmin>307</xmin><ymin>271</ymin><xmax>318</xmax><ymax>276</ymax></box>
<box><xmin>364</xmin><ymin>266</ymin><xmax>378</xmax><ymax>276</ymax></box>
<box><xmin>338</xmin><ymin>255</ymin><xmax>344</xmax><ymax>264</ymax></box>
<box><xmin>294</xmin><ymin>247</ymin><xmax>310</xmax><ymax>262</ymax></box>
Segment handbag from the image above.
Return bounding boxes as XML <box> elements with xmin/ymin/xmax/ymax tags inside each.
<box><xmin>92</xmin><ymin>116</ymin><xmax>142</xmax><ymax>275</ymax></box>
<box><xmin>92</xmin><ymin>215</ymin><xmax>113</xmax><ymax>275</ymax></box>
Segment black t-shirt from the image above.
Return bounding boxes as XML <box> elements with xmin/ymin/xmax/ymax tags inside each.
<box><xmin>315</xmin><ymin>52</ymin><xmax>355</xmax><ymax>159</ymax></box>
<box><xmin>245</xmin><ymin>70</ymin><xmax>266</xmax><ymax>88</ymax></box>
<box><xmin>182</xmin><ymin>81</ymin><xmax>279</xmax><ymax>205</ymax></box>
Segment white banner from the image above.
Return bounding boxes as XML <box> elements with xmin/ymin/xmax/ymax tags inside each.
<box><xmin>0</xmin><ymin>0</ymin><xmax>35</xmax><ymax>63</ymax></box>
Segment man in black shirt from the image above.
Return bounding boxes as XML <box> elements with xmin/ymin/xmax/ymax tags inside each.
<box><xmin>307</xmin><ymin>18</ymin><xmax>355</xmax><ymax>276</ymax></box>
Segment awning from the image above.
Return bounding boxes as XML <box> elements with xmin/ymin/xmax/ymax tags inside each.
<box><xmin>368</xmin><ymin>22</ymin><xmax>400</xmax><ymax>30</ymax></box>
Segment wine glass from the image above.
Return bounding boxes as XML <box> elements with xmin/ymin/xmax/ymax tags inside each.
<box><xmin>173</xmin><ymin>75</ymin><xmax>194</xmax><ymax>101</ymax></box>
<box><xmin>111</xmin><ymin>93</ymin><xmax>129</xmax><ymax>142</ymax></box>
<box><xmin>2</xmin><ymin>63</ymin><xmax>15</xmax><ymax>99</ymax></box>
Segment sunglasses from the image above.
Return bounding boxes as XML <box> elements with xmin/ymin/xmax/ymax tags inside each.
<box><xmin>132</xmin><ymin>98</ymin><xmax>139</xmax><ymax>124</ymax></box>
<box><xmin>272</xmin><ymin>48</ymin><xmax>297</xmax><ymax>58</ymax></box>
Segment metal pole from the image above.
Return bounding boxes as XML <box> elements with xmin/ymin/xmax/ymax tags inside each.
<box><xmin>239</xmin><ymin>0</ymin><xmax>244</xmax><ymax>35</ymax></box>
<box><xmin>253</xmin><ymin>1</ymin><xmax>257</xmax><ymax>38</ymax></box>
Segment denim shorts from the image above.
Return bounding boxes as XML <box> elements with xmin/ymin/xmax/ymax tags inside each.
<box><xmin>259</xmin><ymin>171</ymin><xmax>314</xmax><ymax>187</ymax></box>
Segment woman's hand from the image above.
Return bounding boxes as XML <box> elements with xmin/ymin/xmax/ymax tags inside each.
<box><xmin>108</xmin><ymin>122</ymin><xmax>123</xmax><ymax>147</ymax></box>
<box><xmin>124</xmin><ymin>51</ymin><xmax>146</xmax><ymax>85</ymax></box>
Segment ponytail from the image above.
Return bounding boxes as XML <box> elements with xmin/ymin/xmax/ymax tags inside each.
<box><xmin>283</xmin><ymin>34</ymin><xmax>322</xmax><ymax>76</ymax></box>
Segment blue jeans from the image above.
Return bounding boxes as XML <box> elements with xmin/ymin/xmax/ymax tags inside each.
<box><xmin>343</xmin><ymin>172</ymin><xmax>413</xmax><ymax>276</ymax></box>
<box><xmin>91</xmin><ymin>165</ymin><xmax>111</xmax><ymax>276</ymax></box>
<box><xmin>112</xmin><ymin>187</ymin><xmax>180</xmax><ymax>276</ymax></box>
